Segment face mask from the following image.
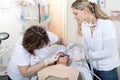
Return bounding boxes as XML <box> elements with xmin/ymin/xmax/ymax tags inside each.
<box><xmin>82</xmin><ymin>16</ymin><xmax>96</xmax><ymax>28</ymax></box>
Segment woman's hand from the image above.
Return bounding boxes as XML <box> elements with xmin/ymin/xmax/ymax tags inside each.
<box><xmin>44</xmin><ymin>55</ymin><xmax>59</xmax><ymax>66</ymax></box>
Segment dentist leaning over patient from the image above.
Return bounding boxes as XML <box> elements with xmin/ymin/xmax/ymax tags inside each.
<box><xmin>7</xmin><ymin>25</ymin><xmax>60</xmax><ymax>80</ymax></box>
<box><xmin>71</xmin><ymin>0</ymin><xmax>120</xmax><ymax>80</ymax></box>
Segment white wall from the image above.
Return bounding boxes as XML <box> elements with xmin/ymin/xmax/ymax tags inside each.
<box><xmin>0</xmin><ymin>0</ymin><xmax>23</xmax><ymax>66</ymax></box>
<box><xmin>0</xmin><ymin>0</ymin><xmax>22</xmax><ymax>47</ymax></box>
<box><xmin>65</xmin><ymin>0</ymin><xmax>82</xmax><ymax>44</ymax></box>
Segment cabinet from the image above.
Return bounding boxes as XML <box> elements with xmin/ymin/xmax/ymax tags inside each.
<box><xmin>19</xmin><ymin>0</ymin><xmax>66</xmax><ymax>37</ymax></box>
<box><xmin>19</xmin><ymin>0</ymin><xmax>49</xmax><ymax>32</ymax></box>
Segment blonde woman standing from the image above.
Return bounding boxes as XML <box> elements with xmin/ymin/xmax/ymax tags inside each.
<box><xmin>71</xmin><ymin>0</ymin><xmax>120</xmax><ymax>80</ymax></box>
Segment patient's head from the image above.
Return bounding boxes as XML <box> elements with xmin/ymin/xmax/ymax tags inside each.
<box><xmin>55</xmin><ymin>52</ymin><xmax>69</xmax><ymax>66</ymax></box>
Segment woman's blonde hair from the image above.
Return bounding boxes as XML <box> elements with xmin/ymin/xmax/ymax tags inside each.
<box><xmin>71</xmin><ymin>0</ymin><xmax>110</xmax><ymax>36</ymax></box>
<box><xmin>71</xmin><ymin>0</ymin><xmax>110</xmax><ymax>19</ymax></box>
<box><xmin>77</xmin><ymin>22</ymin><xmax>82</xmax><ymax>36</ymax></box>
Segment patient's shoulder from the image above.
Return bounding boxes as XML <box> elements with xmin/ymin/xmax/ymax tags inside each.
<box><xmin>37</xmin><ymin>65</ymin><xmax>80</xmax><ymax>80</ymax></box>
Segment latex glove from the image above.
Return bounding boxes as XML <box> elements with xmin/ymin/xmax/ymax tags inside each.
<box><xmin>44</xmin><ymin>55</ymin><xmax>59</xmax><ymax>66</ymax></box>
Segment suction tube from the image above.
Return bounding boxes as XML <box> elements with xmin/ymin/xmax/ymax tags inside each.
<box><xmin>84</xmin><ymin>49</ymin><xmax>101</xmax><ymax>80</ymax></box>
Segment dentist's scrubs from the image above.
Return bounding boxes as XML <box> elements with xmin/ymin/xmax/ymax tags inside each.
<box><xmin>7</xmin><ymin>31</ymin><xmax>58</xmax><ymax>80</ymax></box>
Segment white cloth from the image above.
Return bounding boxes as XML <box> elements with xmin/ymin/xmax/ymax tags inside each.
<box><xmin>7</xmin><ymin>31</ymin><xmax>58</xmax><ymax>80</ymax></box>
<box><xmin>67</xmin><ymin>44</ymin><xmax>86</xmax><ymax>66</ymax></box>
<box><xmin>48</xmin><ymin>43</ymin><xmax>86</xmax><ymax>65</ymax></box>
<box><xmin>48</xmin><ymin>44</ymin><xmax>93</xmax><ymax>80</ymax></box>
<box><xmin>82</xmin><ymin>19</ymin><xmax>120</xmax><ymax>70</ymax></box>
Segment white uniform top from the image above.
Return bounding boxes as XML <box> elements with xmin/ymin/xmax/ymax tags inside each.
<box><xmin>7</xmin><ymin>31</ymin><xmax>58</xmax><ymax>80</ymax></box>
<box><xmin>82</xmin><ymin>19</ymin><xmax>120</xmax><ymax>71</ymax></box>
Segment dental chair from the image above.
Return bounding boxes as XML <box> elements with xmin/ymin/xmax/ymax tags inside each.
<box><xmin>42</xmin><ymin>44</ymin><xmax>93</xmax><ymax>80</ymax></box>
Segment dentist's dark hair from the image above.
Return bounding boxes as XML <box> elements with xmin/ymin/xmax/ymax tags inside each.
<box><xmin>23</xmin><ymin>25</ymin><xmax>50</xmax><ymax>55</ymax></box>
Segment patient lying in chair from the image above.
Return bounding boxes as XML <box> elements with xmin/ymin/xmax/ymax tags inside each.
<box><xmin>41</xmin><ymin>43</ymin><xmax>93</xmax><ymax>80</ymax></box>
<box><xmin>38</xmin><ymin>51</ymin><xmax>83</xmax><ymax>80</ymax></box>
